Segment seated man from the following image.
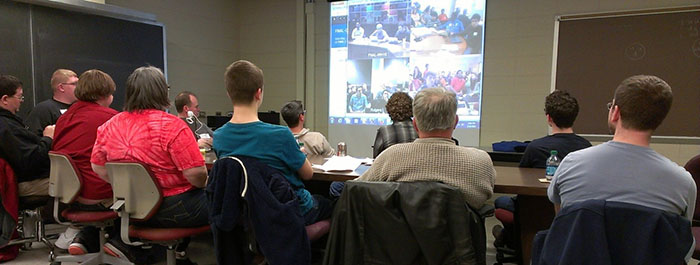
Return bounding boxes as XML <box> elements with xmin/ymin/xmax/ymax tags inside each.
<box><xmin>356</xmin><ymin>87</ymin><xmax>495</xmax><ymax>209</ymax></box>
<box><xmin>493</xmin><ymin>90</ymin><xmax>592</xmax><ymax>248</ymax></box>
<box><xmin>214</xmin><ymin>60</ymin><xmax>333</xmax><ymax>225</ymax></box>
<box><xmin>26</xmin><ymin>69</ymin><xmax>78</xmax><ymax>136</ymax></box>
<box><xmin>52</xmin><ymin>69</ymin><xmax>119</xmax><ymax>254</ymax></box>
<box><xmin>548</xmin><ymin>75</ymin><xmax>696</xmax><ymax>260</ymax></box>
<box><xmin>0</xmin><ymin>75</ymin><xmax>54</xmax><ymax>197</ymax></box>
<box><xmin>372</xmin><ymin>92</ymin><xmax>418</xmax><ymax>158</ymax></box>
<box><xmin>174</xmin><ymin>91</ymin><xmax>214</xmax><ymax>149</ymax></box>
<box><xmin>281</xmin><ymin>100</ymin><xmax>334</xmax><ymax>158</ymax></box>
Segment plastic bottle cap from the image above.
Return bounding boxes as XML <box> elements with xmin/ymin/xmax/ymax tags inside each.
<box><xmin>551</xmin><ymin>150</ymin><xmax>558</xmax><ymax>155</ymax></box>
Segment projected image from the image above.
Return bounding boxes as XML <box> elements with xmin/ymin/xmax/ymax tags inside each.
<box><xmin>329</xmin><ymin>0</ymin><xmax>485</xmax><ymax>129</ymax></box>
<box><xmin>347</xmin><ymin>0</ymin><xmax>412</xmax><ymax>59</ymax></box>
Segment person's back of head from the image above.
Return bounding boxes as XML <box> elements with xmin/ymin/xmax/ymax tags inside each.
<box><xmin>174</xmin><ymin>91</ymin><xmax>196</xmax><ymax>114</ymax></box>
<box><xmin>75</xmin><ymin>69</ymin><xmax>115</xmax><ymax>104</ymax></box>
<box><xmin>613</xmin><ymin>75</ymin><xmax>672</xmax><ymax>131</ymax></box>
<box><xmin>224</xmin><ymin>60</ymin><xmax>264</xmax><ymax>106</ymax></box>
<box><xmin>124</xmin><ymin>66</ymin><xmax>170</xmax><ymax>112</ymax></box>
<box><xmin>281</xmin><ymin>100</ymin><xmax>304</xmax><ymax>128</ymax></box>
<box><xmin>545</xmin><ymin>90</ymin><xmax>579</xmax><ymax>129</ymax></box>
<box><xmin>413</xmin><ymin>87</ymin><xmax>457</xmax><ymax>133</ymax></box>
<box><xmin>386</xmin><ymin>92</ymin><xmax>413</xmax><ymax>122</ymax></box>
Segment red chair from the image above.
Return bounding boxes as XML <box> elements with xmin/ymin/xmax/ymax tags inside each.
<box><xmin>47</xmin><ymin>152</ymin><xmax>130</xmax><ymax>265</ymax></box>
<box><xmin>684</xmin><ymin>154</ymin><xmax>700</xmax><ymax>259</ymax></box>
<box><xmin>105</xmin><ymin>162</ymin><xmax>210</xmax><ymax>265</ymax></box>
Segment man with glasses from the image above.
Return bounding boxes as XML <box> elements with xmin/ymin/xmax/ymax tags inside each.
<box><xmin>0</xmin><ymin>75</ymin><xmax>55</xmax><ymax>197</ymax></box>
<box><xmin>547</xmin><ymin>75</ymin><xmax>695</xmax><ymax>261</ymax></box>
<box><xmin>281</xmin><ymin>100</ymin><xmax>334</xmax><ymax>158</ymax></box>
<box><xmin>26</xmin><ymin>69</ymin><xmax>78</xmax><ymax>136</ymax></box>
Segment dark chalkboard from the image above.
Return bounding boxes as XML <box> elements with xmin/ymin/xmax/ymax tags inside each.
<box><xmin>554</xmin><ymin>7</ymin><xmax>700</xmax><ymax>138</ymax></box>
<box><xmin>0</xmin><ymin>0</ymin><xmax>164</xmax><ymax>117</ymax></box>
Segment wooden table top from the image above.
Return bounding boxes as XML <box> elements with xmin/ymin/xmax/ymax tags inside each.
<box><xmin>312</xmin><ymin>165</ymin><xmax>549</xmax><ymax>196</ymax></box>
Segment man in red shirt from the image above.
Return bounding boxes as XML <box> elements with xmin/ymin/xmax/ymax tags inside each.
<box><xmin>52</xmin><ymin>69</ymin><xmax>118</xmax><ymax>254</ymax></box>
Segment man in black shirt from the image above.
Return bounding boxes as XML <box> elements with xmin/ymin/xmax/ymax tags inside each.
<box><xmin>26</xmin><ymin>69</ymin><xmax>78</xmax><ymax>136</ymax></box>
<box><xmin>0</xmin><ymin>75</ymin><xmax>55</xmax><ymax>196</ymax></box>
<box><xmin>519</xmin><ymin>90</ymin><xmax>592</xmax><ymax>168</ymax></box>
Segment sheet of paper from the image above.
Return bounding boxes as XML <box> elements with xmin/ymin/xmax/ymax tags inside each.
<box><xmin>313</xmin><ymin>156</ymin><xmax>364</xmax><ymax>172</ymax></box>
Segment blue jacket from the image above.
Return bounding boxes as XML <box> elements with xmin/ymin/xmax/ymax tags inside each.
<box><xmin>206</xmin><ymin>156</ymin><xmax>310</xmax><ymax>265</ymax></box>
<box><xmin>531</xmin><ymin>200</ymin><xmax>692</xmax><ymax>265</ymax></box>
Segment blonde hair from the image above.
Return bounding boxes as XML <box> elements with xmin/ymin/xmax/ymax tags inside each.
<box><xmin>50</xmin><ymin>69</ymin><xmax>77</xmax><ymax>90</ymax></box>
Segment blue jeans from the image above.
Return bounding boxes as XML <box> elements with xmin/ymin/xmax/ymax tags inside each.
<box><xmin>329</xmin><ymin>181</ymin><xmax>345</xmax><ymax>198</ymax></box>
<box><xmin>302</xmin><ymin>195</ymin><xmax>334</xmax><ymax>226</ymax></box>
<box><xmin>494</xmin><ymin>196</ymin><xmax>516</xmax><ymax>212</ymax></box>
<box><xmin>142</xmin><ymin>188</ymin><xmax>209</xmax><ymax>228</ymax></box>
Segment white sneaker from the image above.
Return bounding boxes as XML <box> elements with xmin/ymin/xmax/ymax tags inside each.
<box><xmin>54</xmin><ymin>227</ymin><xmax>80</xmax><ymax>250</ymax></box>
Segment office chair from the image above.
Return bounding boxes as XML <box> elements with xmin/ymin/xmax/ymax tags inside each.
<box><xmin>47</xmin><ymin>152</ymin><xmax>129</xmax><ymax>265</ymax></box>
<box><xmin>106</xmin><ymin>162</ymin><xmax>210</xmax><ymax>265</ymax></box>
<box><xmin>684</xmin><ymin>154</ymin><xmax>700</xmax><ymax>259</ymax></box>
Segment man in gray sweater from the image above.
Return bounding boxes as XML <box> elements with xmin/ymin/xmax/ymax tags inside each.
<box><xmin>357</xmin><ymin>87</ymin><xmax>495</xmax><ymax>209</ymax></box>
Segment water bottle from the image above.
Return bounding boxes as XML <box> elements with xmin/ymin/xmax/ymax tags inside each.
<box><xmin>545</xmin><ymin>150</ymin><xmax>560</xmax><ymax>180</ymax></box>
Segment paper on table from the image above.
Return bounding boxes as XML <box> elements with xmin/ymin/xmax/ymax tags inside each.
<box><xmin>312</xmin><ymin>156</ymin><xmax>364</xmax><ymax>172</ymax></box>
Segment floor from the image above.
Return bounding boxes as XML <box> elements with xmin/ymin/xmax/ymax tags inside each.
<box><xmin>6</xmin><ymin>194</ymin><xmax>700</xmax><ymax>265</ymax></box>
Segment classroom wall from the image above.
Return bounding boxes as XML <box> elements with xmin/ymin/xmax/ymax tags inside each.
<box><xmin>105</xmin><ymin>0</ymin><xmax>699</xmax><ymax>165</ymax></box>
<box><xmin>106</xmin><ymin>0</ymin><xmax>238</xmax><ymax>116</ymax></box>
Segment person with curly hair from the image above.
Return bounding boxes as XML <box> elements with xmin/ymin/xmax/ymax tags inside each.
<box><xmin>372</xmin><ymin>92</ymin><xmax>418</xmax><ymax>158</ymax></box>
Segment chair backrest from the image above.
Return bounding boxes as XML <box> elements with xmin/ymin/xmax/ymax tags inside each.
<box><xmin>105</xmin><ymin>162</ymin><xmax>162</xmax><ymax>220</ymax></box>
<box><xmin>48</xmin><ymin>152</ymin><xmax>81</xmax><ymax>204</ymax></box>
<box><xmin>324</xmin><ymin>180</ymin><xmax>485</xmax><ymax>265</ymax></box>
<box><xmin>684</xmin><ymin>154</ymin><xmax>700</xmax><ymax>222</ymax></box>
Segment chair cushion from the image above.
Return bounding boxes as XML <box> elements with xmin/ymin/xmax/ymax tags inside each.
<box><xmin>494</xmin><ymin>208</ymin><xmax>514</xmax><ymax>224</ymax></box>
<box><xmin>129</xmin><ymin>225</ymin><xmax>210</xmax><ymax>241</ymax></box>
<box><xmin>61</xmin><ymin>209</ymin><xmax>118</xmax><ymax>223</ymax></box>
<box><xmin>692</xmin><ymin>226</ymin><xmax>700</xmax><ymax>259</ymax></box>
<box><xmin>306</xmin><ymin>219</ymin><xmax>331</xmax><ymax>242</ymax></box>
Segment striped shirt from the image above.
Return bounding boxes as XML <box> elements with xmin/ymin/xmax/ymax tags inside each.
<box><xmin>372</xmin><ymin>120</ymin><xmax>418</xmax><ymax>158</ymax></box>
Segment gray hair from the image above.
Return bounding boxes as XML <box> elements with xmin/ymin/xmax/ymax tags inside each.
<box><xmin>124</xmin><ymin>66</ymin><xmax>170</xmax><ymax>112</ymax></box>
<box><xmin>412</xmin><ymin>87</ymin><xmax>457</xmax><ymax>132</ymax></box>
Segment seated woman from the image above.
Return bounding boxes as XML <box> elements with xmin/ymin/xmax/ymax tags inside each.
<box><xmin>91</xmin><ymin>66</ymin><xmax>207</xmax><ymax>264</ymax></box>
<box><xmin>52</xmin><ymin>69</ymin><xmax>118</xmax><ymax>254</ymax></box>
<box><xmin>372</xmin><ymin>92</ymin><xmax>418</xmax><ymax>158</ymax></box>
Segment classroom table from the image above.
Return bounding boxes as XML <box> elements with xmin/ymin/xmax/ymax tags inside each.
<box><xmin>312</xmin><ymin>165</ymin><xmax>553</xmax><ymax>265</ymax></box>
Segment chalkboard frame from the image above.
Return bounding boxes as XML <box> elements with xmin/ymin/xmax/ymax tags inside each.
<box><xmin>551</xmin><ymin>6</ymin><xmax>700</xmax><ymax>144</ymax></box>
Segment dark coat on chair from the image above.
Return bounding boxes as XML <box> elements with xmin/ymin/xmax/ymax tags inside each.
<box><xmin>206</xmin><ymin>156</ymin><xmax>310</xmax><ymax>265</ymax></box>
<box><xmin>531</xmin><ymin>199</ymin><xmax>692</xmax><ymax>265</ymax></box>
<box><xmin>323</xmin><ymin>180</ymin><xmax>487</xmax><ymax>265</ymax></box>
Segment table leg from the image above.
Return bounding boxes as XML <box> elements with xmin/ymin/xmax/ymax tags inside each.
<box><xmin>515</xmin><ymin>195</ymin><xmax>555</xmax><ymax>265</ymax></box>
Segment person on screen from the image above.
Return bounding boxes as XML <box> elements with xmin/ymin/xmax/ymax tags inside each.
<box><xmin>372</xmin><ymin>92</ymin><xmax>418</xmax><ymax>158</ymax></box>
<box><xmin>369</xmin><ymin>23</ymin><xmax>388</xmax><ymax>41</ymax></box>
<box><xmin>464</xmin><ymin>14</ymin><xmax>483</xmax><ymax>54</ymax></box>
<box><xmin>548</xmin><ymin>75</ymin><xmax>695</xmax><ymax>261</ymax></box>
<box><xmin>438</xmin><ymin>9</ymin><xmax>448</xmax><ymax>23</ymax></box>
<box><xmin>214</xmin><ymin>60</ymin><xmax>333</xmax><ymax>225</ymax></box>
<box><xmin>492</xmin><ymin>90</ymin><xmax>591</xmax><ymax>249</ymax></box>
<box><xmin>395</xmin><ymin>23</ymin><xmax>410</xmax><ymax>42</ymax></box>
<box><xmin>174</xmin><ymin>91</ymin><xmax>215</xmax><ymax>149</ymax></box>
<box><xmin>348</xmin><ymin>87</ymin><xmax>369</xmax><ymax>113</ymax></box>
<box><xmin>437</xmin><ymin>12</ymin><xmax>464</xmax><ymax>36</ymax></box>
<box><xmin>91</xmin><ymin>66</ymin><xmax>207</xmax><ymax>264</ymax></box>
<box><xmin>450</xmin><ymin>70</ymin><xmax>467</xmax><ymax>94</ymax></box>
<box><xmin>26</xmin><ymin>69</ymin><xmax>78</xmax><ymax>136</ymax></box>
<box><xmin>281</xmin><ymin>100</ymin><xmax>334</xmax><ymax>158</ymax></box>
<box><xmin>334</xmin><ymin>87</ymin><xmax>495</xmax><ymax>209</ymax></box>
<box><xmin>351</xmin><ymin>22</ymin><xmax>364</xmax><ymax>41</ymax></box>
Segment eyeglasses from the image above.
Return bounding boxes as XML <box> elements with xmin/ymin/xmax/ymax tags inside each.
<box><xmin>606</xmin><ymin>101</ymin><xmax>614</xmax><ymax>110</ymax></box>
<box><xmin>13</xmin><ymin>95</ymin><xmax>24</xmax><ymax>101</ymax></box>
<box><xmin>61</xmin><ymin>82</ymin><xmax>77</xmax><ymax>86</ymax></box>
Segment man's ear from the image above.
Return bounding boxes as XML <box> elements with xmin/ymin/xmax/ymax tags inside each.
<box><xmin>254</xmin><ymin>88</ymin><xmax>263</xmax><ymax>101</ymax></box>
<box><xmin>454</xmin><ymin>115</ymin><xmax>459</xmax><ymax>129</ymax></box>
<box><xmin>299</xmin><ymin>113</ymin><xmax>305</xmax><ymax>123</ymax></box>
<box><xmin>412</xmin><ymin>119</ymin><xmax>418</xmax><ymax>131</ymax></box>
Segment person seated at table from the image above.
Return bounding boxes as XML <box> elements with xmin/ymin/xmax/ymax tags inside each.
<box><xmin>492</xmin><ymin>90</ymin><xmax>591</xmax><ymax>249</ymax></box>
<box><xmin>213</xmin><ymin>60</ymin><xmax>333</xmax><ymax>225</ymax></box>
<box><xmin>395</xmin><ymin>23</ymin><xmax>410</xmax><ymax>42</ymax></box>
<box><xmin>548</xmin><ymin>75</ymin><xmax>696</xmax><ymax>262</ymax></box>
<box><xmin>369</xmin><ymin>23</ymin><xmax>388</xmax><ymax>41</ymax></box>
<box><xmin>281</xmin><ymin>100</ymin><xmax>334</xmax><ymax>158</ymax></box>
<box><xmin>335</xmin><ymin>87</ymin><xmax>495</xmax><ymax>209</ymax></box>
<box><xmin>372</xmin><ymin>92</ymin><xmax>418</xmax><ymax>158</ymax></box>
<box><xmin>350</xmin><ymin>22</ymin><xmax>364</xmax><ymax>41</ymax></box>
<box><xmin>174</xmin><ymin>91</ymin><xmax>215</xmax><ymax>149</ymax></box>
<box><xmin>91</xmin><ymin>66</ymin><xmax>207</xmax><ymax>264</ymax></box>
<box><xmin>52</xmin><ymin>69</ymin><xmax>119</xmax><ymax>255</ymax></box>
